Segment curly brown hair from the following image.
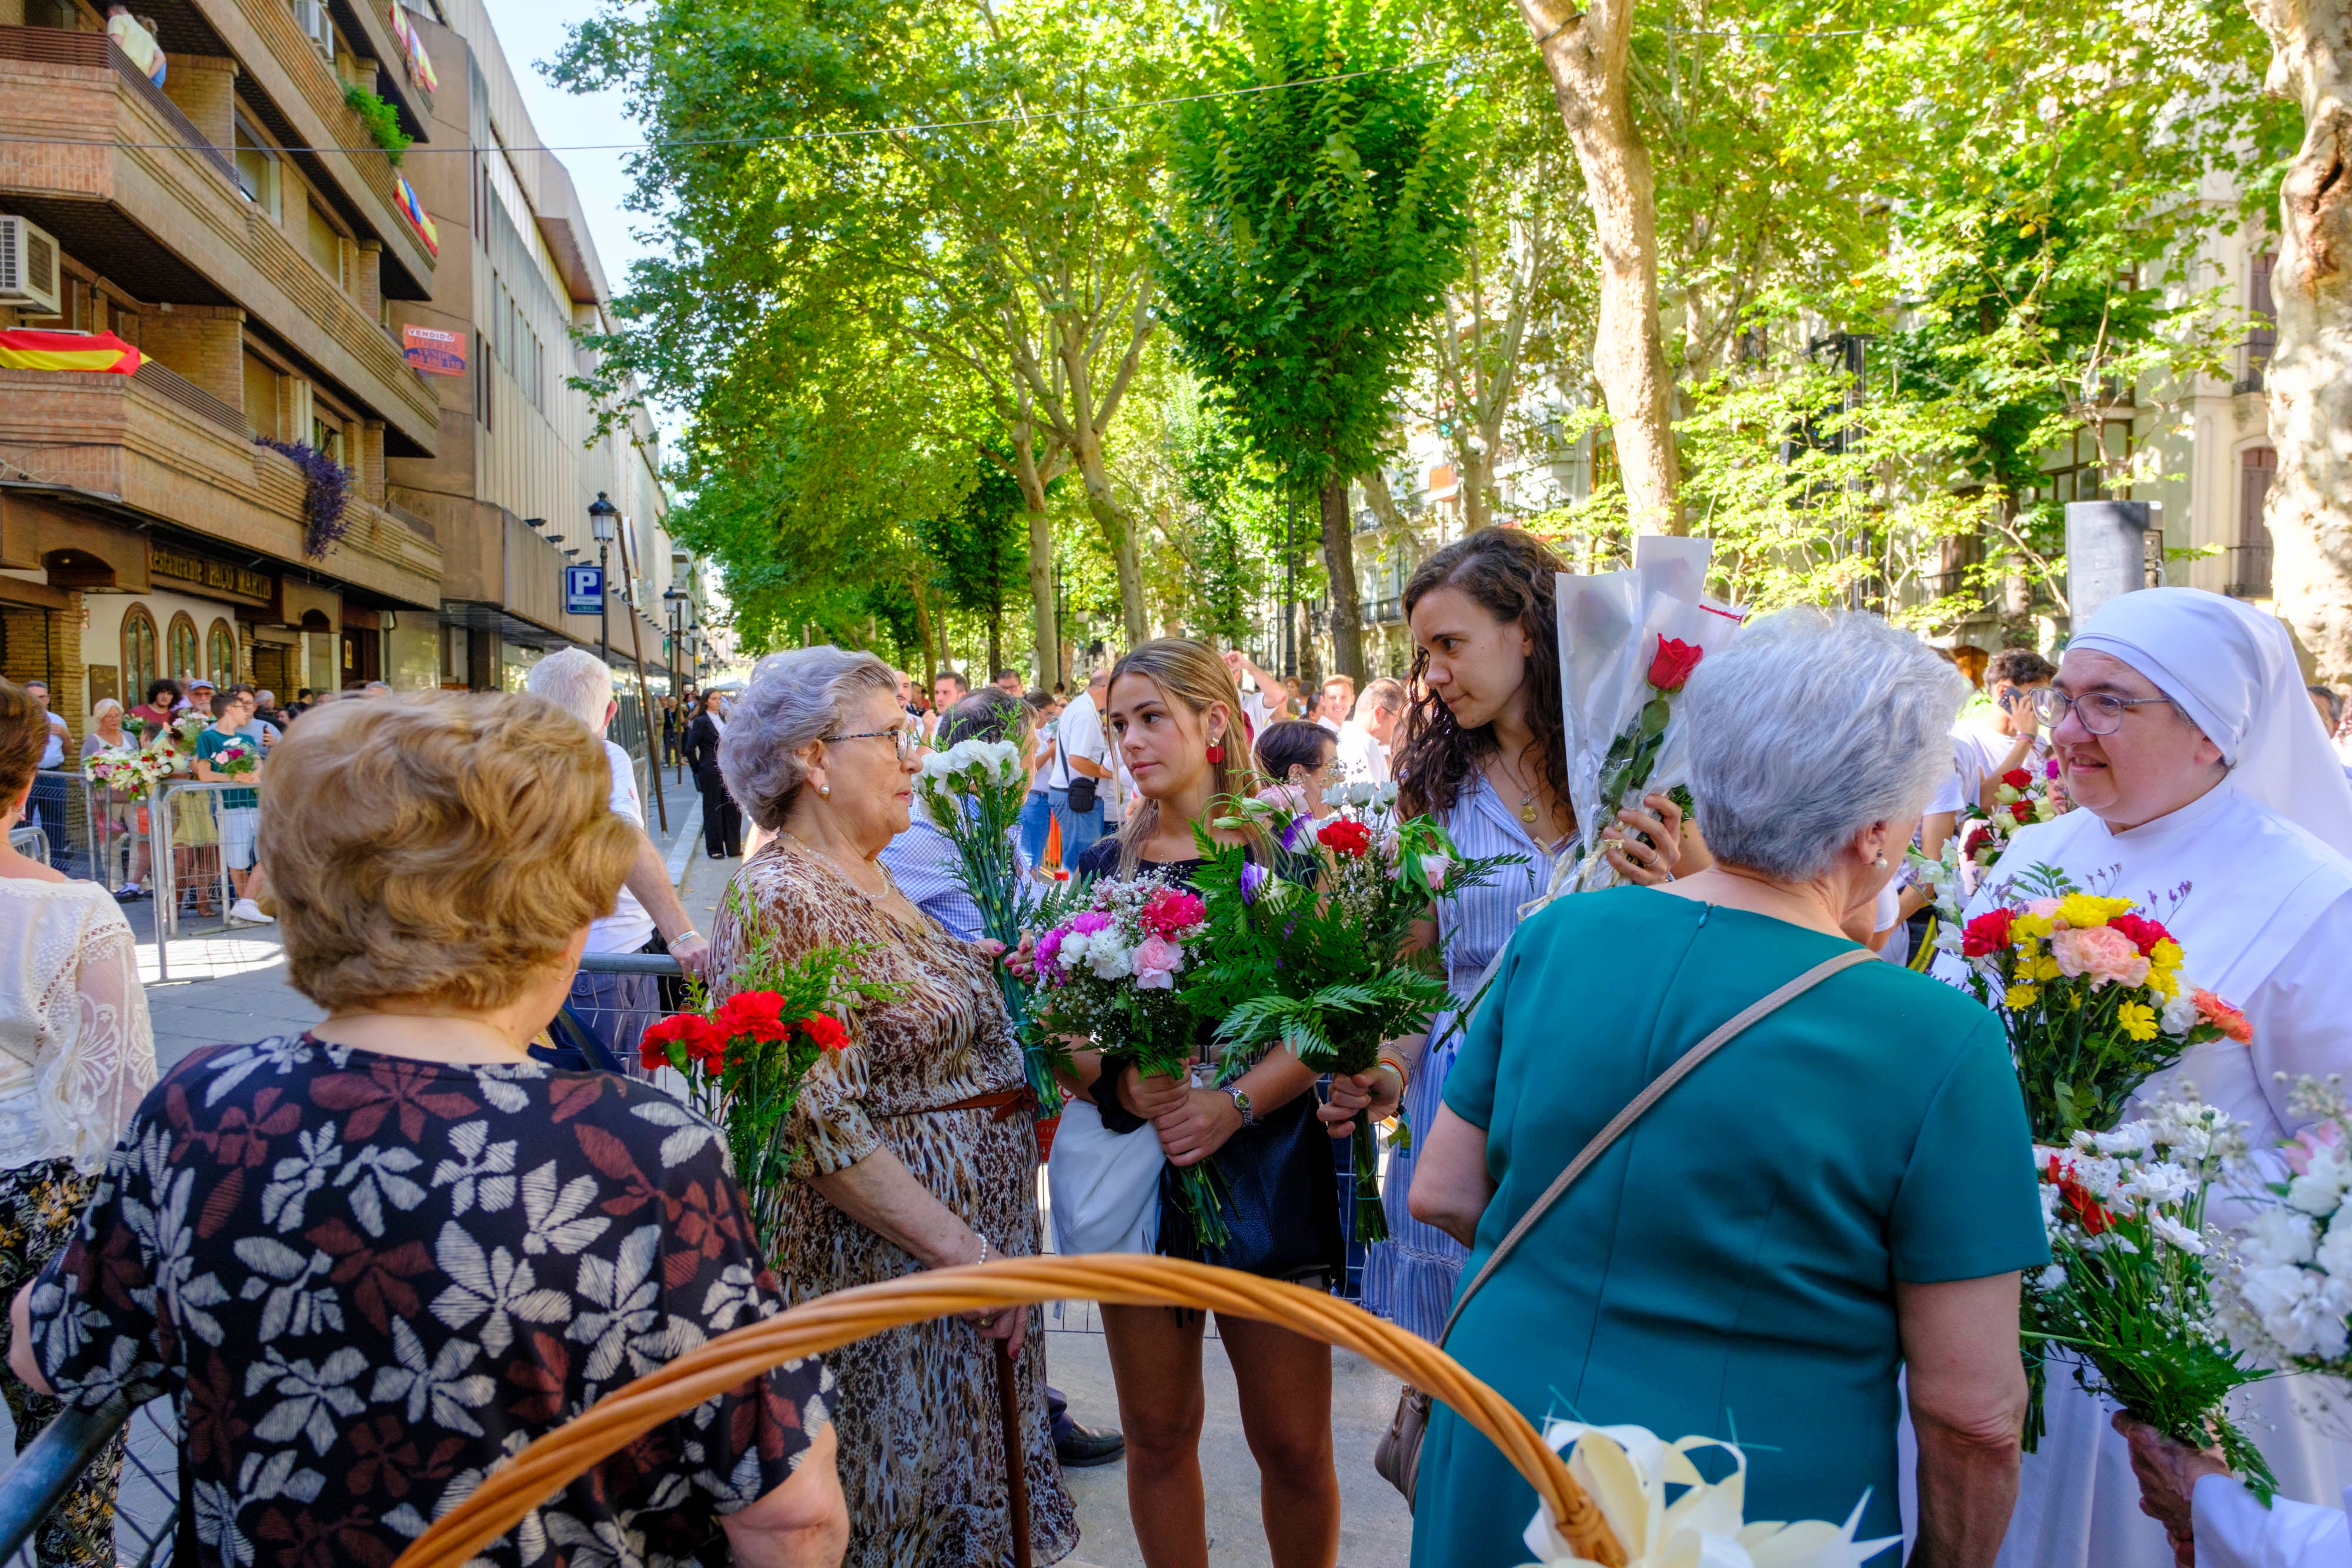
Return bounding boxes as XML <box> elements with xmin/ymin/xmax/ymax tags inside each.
<box><xmin>1392</xmin><ymin>528</ymin><xmax>1571</xmax><ymax>823</ymax></box>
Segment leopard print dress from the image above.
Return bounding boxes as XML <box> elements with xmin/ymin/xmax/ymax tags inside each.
<box><xmin>711</xmin><ymin>837</ymin><xmax>1077</xmax><ymax>1568</ymax></box>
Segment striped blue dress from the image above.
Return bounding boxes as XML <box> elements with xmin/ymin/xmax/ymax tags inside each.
<box><xmin>1362</xmin><ymin>772</ymin><xmax>1563</xmax><ymax>1340</ymax></box>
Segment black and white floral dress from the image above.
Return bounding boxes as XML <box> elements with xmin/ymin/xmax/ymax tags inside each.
<box><xmin>25</xmin><ymin>1034</ymin><xmax>833</xmax><ymax>1568</ymax></box>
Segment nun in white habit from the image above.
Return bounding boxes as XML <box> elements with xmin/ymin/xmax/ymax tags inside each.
<box><xmin>1939</xmin><ymin>587</ymin><xmax>2352</xmax><ymax>1568</ymax></box>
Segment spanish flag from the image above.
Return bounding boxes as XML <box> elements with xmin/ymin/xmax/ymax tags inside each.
<box><xmin>0</xmin><ymin>329</ymin><xmax>141</xmax><ymax>374</ymax></box>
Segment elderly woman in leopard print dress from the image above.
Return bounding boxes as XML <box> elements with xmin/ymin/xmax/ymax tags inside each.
<box><xmin>713</xmin><ymin>648</ymin><xmax>1075</xmax><ymax>1568</ymax></box>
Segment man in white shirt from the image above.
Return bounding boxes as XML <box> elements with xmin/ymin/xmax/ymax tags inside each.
<box><xmin>923</xmin><ymin>668</ymin><xmax>969</xmax><ymax>740</ymax></box>
<box><xmin>1314</xmin><ymin>675</ymin><xmax>1354</xmax><ymax>736</ymax></box>
<box><xmin>1952</xmin><ymin>648</ymin><xmax>2057</xmax><ymax>813</ymax></box>
<box><xmin>1337</xmin><ymin>677</ymin><xmax>1405</xmax><ymax>784</ymax></box>
<box><xmin>526</xmin><ymin>649</ymin><xmax>712</xmax><ymax>1072</ymax></box>
<box><xmin>1048</xmin><ymin>668</ymin><xmax>1113</xmax><ymax>865</ymax></box>
<box><xmin>20</xmin><ymin>679</ymin><xmax>75</xmax><ymax>871</ymax></box>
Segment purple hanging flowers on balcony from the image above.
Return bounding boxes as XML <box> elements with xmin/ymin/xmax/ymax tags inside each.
<box><xmin>256</xmin><ymin>437</ymin><xmax>351</xmax><ymax>559</ymax></box>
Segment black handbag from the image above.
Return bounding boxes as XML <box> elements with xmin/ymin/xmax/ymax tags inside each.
<box><xmin>1065</xmin><ymin>774</ymin><xmax>1098</xmax><ymax>814</ymax></box>
<box><xmin>1155</xmin><ymin>1089</ymin><xmax>1342</xmax><ymax>1283</ymax></box>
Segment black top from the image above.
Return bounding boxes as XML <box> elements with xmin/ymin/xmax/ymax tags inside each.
<box><xmin>27</xmin><ymin>1034</ymin><xmax>831</xmax><ymax>1568</ymax></box>
<box><xmin>684</xmin><ymin>713</ymin><xmax>726</xmax><ymax>780</ymax></box>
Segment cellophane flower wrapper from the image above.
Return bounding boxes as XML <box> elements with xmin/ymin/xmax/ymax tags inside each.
<box><xmin>1027</xmin><ymin>872</ymin><xmax>1230</xmax><ymax>1247</ymax></box>
<box><xmin>912</xmin><ymin>735</ymin><xmax>1069</xmax><ymax>1112</ymax></box>
<box><xmin>1554</xmin><ymin>540</ymin><xmax>1745</xmax><ymax>894</ymax></box>
<box><xmin>2031</xmin><ymin>1102</ymin><xmax>2273</xmax><ymax>1493</ymax></box>
<box><xmin>647</xmin><ymin>885</ymin><xmax>894</xmax><ymax>1255</ymax></box>
<box><xmin>1183</xmin><ymin>792</ymin><xmax>1524</xmax><ymax>1245</ymax></box>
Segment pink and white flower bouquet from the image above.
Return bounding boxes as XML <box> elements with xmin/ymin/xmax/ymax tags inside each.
<box><xmin>211</xmin><ymin>734</ymin><xmax>261</xmax><ymax>776</ymax></box>
<box><xmin>81</xmin><ymin>746</ymin><xmax>167</xmax><ymax>802</ymax></box>
<box><xmin>1028</xmin><ymin>874</ymin><xmax>1228</xmax><ymax>1244</ymax></box>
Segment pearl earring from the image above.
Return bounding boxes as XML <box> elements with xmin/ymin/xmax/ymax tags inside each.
<box><xmin>1872</xmin><ymin>853</ymin><xmax>1887</xmax><ymax>868</ymax></box>
<box><xmin>818</xmin><ymin>783</ymin><xmax>831</xmax><ymax>799</ymax></box>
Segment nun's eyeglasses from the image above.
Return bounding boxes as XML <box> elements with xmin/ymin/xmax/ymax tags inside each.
<box><xmin>2028</xmin><ymin>687</ymin><xmax>2171</xmax><ymax>735</ymax></box>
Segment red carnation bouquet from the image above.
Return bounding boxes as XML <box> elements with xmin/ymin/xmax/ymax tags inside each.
<box><xmin>641</xmin><ymin>901</ymin><xmax>891</xmax><ymax>1251</ymax></box>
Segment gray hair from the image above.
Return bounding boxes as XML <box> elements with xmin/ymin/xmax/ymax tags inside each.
<box><xmin>524</xmin><ymin>647</ymin><xmax>614</xmax><ymax>735</ymax></box>
<box><xmin>1681</xmin><ymin>608</ymin><xmax>1966</xmax><ymax>882</ymax></box>
<box><xmin>1357</xmin><ymin>677</ymin><xmax>1406</xmax><ymax>717</ymax></box>
<box><xmin>940</xmin><ymin>689</ymin><xmax>1030</xmax><ymax>748</ymax></box>
<box><xmin>721</xmin><ymin>646</ymin><xmax>898</xmax><ymax>828</ymax></box>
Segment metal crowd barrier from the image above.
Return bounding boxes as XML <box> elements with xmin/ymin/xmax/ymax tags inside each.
<box><xmin>0</xmin><ymin>1394</ymin><xmax>178</xmax><ymax>1568</ymax></box>
<box><xmin>6</xmin><ymin>824</ymin><xmax>46</xmax><ymax>865</ymax></box>
<box><xmin>150</xmin><ymin>778</ymin><xmax>262</xmax><ymax>983</ymax></box>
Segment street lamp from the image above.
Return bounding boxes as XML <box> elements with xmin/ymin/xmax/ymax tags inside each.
<box><xmin>662</xmin><ymin>584</ymin><xmax>690</xmax><ymax>693</ymax></box>
<box><xmin>587</xmin><ymin>492</ymin><xmax>619</xmax><ymax>667</ymax></box>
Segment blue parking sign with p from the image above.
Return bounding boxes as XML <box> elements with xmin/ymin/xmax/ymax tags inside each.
<box><xmin>566</xmin><ymin>565</ymin><xmax>603</xmax><ymax>616</ymax></box>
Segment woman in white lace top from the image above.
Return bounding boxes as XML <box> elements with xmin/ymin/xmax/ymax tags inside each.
<box><xmin>0</xmin><ymin>677</ymin><xmax>156</xmax><ymax>1568</ymax></box>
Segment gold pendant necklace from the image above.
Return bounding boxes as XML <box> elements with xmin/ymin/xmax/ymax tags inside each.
<box><xmin>1519</xmin><ymin>790</ymin><xmax>1539</xmax><ymax>825</ymax></box>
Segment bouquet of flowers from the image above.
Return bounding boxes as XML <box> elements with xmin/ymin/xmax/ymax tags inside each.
<box><xmin>82</xmin><ymin>747</ymin><xmax>166</xmax><ymax>802</ymax></box>
<box><xmin>1026</xmin><ymin>874</ymin><xmax>1227</xmax><ymax>1245</ymax></box>
<box><xmin>1938</xmin><ymin>868</ymin><xmax>2243</xmax><ymax>1141</ymax></box>
<box><xmin>2220</xmin><ymin>1076</ymin><xmax>2352</xmax><ymax>1388</ymax></box>
<box><xmin>2029</xmin><ymin>1102</ymin><xmax>2271</xmax><ymax>1488</ymax></box>
<box><xmin>1183</xmin><ymin>786</ymin><xmax>1523</xmax><ymax>1243</ymax></box>
<box><xmin>141</xmin><ymin>713</ymin><xmax>207</xmax><ymax>779</ymax></box>
<box><xmin>211</xmin><ymin>734</ymin><xmax>261</xmax><ymax>777</ymax></box>
<box><xmin>639</xmin><ymin>902</ymin><xmax>890</xmax><ymax>1253</ymax></box>
<box><xmin>1955</xmin><ymin>758</ymin><xmax>2072</xmax><ymax>880</ymax></box>
<box><xmin>1556</xmin><ymin>536</ymin><xmax>1745</xmax><ymax>892</ymax></box>
<box><xmin>911</xmin><ymin>732</ymin><xmax>1067</xmax><ymax>1112</ymax></box>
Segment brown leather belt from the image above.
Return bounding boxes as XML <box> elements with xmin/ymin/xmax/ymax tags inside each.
<box><xmin>922</xmin><ymin>1086</ymin><xmax>1037</xmax><ymax>1122</ymax></box>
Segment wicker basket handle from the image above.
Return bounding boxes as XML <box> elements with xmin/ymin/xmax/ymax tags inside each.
<box><xmin>383</xmin><ymin>1254</ymin><xmax>1623</xmax><ymax>1568</ymax></box>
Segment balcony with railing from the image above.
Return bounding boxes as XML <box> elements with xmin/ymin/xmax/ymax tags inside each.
<box><xmin>0</xmin><ymin>28</ymin><xmax>437</xmax><ymax>450</ymax></box>
<box><xmin>0</xmin><ymin>363</ymin><xmax>441</xmax><ymax>608</ymax></box>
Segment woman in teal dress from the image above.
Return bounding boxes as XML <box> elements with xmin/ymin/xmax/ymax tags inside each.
<box><xmin>1408</xmin><ymin>609</ymin><xmax>2049</xmax><ymax>1568</ymax></box>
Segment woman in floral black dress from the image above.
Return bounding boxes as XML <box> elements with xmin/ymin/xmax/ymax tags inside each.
<box><xmin>9</xmin><ymin>693</ymin><xmax>847</xmax><ymax>1568</ymax></box>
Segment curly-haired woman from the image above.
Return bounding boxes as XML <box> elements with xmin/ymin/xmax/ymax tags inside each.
<box><xmin>1348</xmin><ymin>529</ymin><xmax>1696</xmax><ymax>1342</ymax></box>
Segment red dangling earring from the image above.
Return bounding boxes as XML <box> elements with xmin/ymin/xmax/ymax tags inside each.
<box><xmin>1206</xmin><ymin>740</ymin><xmax>1226</xmax><ymax>764</ymax></box>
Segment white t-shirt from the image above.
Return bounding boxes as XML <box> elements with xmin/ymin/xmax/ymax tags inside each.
<box><xmin>586</xmin><ymin>740</ymin><xmax>654</xmax><ymax>954</ymax></box>
<box><xmin>1336</xmin><ymin>720</ymin><xmax>1389</xmax><ymax>784</ymax></box>
<box><xmin>1051</xmin><ymin>692</ymin><xmax>1107</xmax><ymax>792</ymax></box>
<box><xmin>37</xmin><ymin>715</ymin><xmax>65</xmax><ymax>771</ymax></box>
<box><xmin>1315</xmin><ymin>713</ymin><xmax>1342</xmax><ymax>737</ymax></box>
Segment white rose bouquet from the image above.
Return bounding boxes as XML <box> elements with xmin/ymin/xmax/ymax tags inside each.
<box><xmin>2222</xmin><ymin>1078</ymin><xmax>2352</xmax><ymax>1398</ymax></box>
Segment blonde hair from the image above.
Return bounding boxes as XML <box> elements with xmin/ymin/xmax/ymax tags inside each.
<box><xmin>1105</xmin><ymin>638</ymin><xmax>1270</xmax><ymax>875</ymax></box>
<box><xmin>262</xmin><ymin>692</ymin><xmax>637</xmax><ymax>1010</ymax></box>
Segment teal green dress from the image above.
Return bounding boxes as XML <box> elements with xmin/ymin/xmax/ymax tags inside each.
<box><xmin>1409</xmin><ymin>887</ymin><xmax>2046</xmax><ymax>1567</ymax></box>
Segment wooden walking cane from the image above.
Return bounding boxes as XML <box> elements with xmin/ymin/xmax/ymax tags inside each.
<box><xmin>994</xmin><ymin>1335</ymin><xmax>1033</xmax><ymax>1568</ymax></box>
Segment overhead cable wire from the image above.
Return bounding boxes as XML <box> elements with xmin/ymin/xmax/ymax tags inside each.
<box><xmin>0</xmin><ymin>21</ymin><xmax>1927</xmax><ymax>160</ymax></box>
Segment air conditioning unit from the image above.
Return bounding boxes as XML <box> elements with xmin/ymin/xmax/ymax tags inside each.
<box><xmin>0</xmin><ymin>215</ymin><xmax>61</xmax><ymax>318</ymax></box>
<box><xmin>292</xmin><ymin>0</ymin><xmax>334</xmax><ymax>58</ymax></box>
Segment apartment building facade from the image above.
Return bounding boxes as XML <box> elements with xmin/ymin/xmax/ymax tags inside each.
<box><xmin>0</xmin><ymin>0</ymin><xmax>696</xmax><ymax>739</ymax></box>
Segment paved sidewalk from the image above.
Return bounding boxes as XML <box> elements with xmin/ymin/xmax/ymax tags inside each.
<box><xmin>126</xmin><ymin>783</ymin><xmax>1414</xmax><ymax>1567</ymax></box>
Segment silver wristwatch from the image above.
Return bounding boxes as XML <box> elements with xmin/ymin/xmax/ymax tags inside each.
<box><xmin>1224</xmin><ymin>1086</ymin><xmax>1257</xmax><ymax>1127</ymax></box>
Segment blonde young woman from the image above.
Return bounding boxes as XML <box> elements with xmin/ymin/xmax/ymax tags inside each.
<box><xmin>1059</xmin><ymin>638</ymin><xmax>1357</xmax><ymax>1568</ymax></box>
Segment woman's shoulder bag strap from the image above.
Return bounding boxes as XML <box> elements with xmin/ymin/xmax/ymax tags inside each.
<box><xmin>1435</xmin><ymin>943</ymin><xmax>1875</xmax><ymax>1349</ymax></box>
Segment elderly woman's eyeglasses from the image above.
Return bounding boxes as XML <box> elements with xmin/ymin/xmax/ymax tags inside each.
<box><xmin>2028</xmin><ymin>686</ymin><xmax>2171</xmax><ymax>735</ymax></box>
<box><xmin>824</xmin><ymin>726</ymin><xmax>920</xmax><ymax>760</ymax></box>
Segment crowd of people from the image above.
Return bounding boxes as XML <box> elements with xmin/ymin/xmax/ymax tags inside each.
<box><xmin>6</xmin><ymin>530</ymin><xmax>2352</xmax><ymax>1568</ymax></box>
